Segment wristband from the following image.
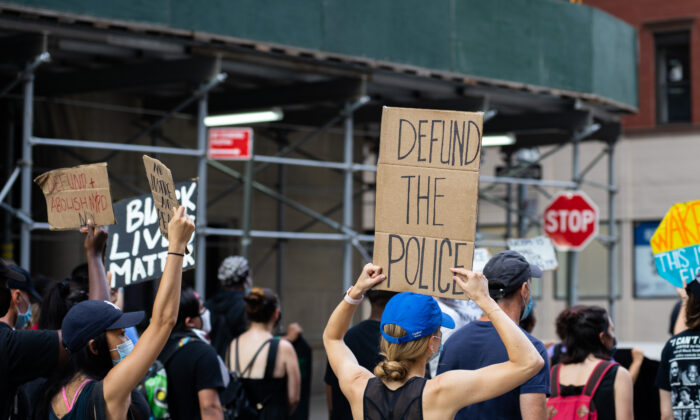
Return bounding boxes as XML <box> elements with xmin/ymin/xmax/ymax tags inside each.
<box><xmin>168</xmin><ymin>252</ymin><xmax>185</xmax><ymax>257</ymax></box>
<box><xmin>344</xmin><ymin>286</ymin><xmax>364</xmax><ymax>305</ymax></box>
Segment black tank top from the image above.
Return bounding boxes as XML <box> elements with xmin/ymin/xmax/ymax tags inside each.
<box><xmin>236</xmin><ymin>338</ymin><xmax>288</xmax><ymax>419</ymax></box>
<box><xmin>363</xmin><ymin>376</ymin><xmax>427</xmax><ymax>420</ymax></box>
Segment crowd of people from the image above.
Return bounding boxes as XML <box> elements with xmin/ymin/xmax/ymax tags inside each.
<box><xmin>0</xmin><ymin>211</ymin><xmax>696</xmax><ymax>419</ymax></box>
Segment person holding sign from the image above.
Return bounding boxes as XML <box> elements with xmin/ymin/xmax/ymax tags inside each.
<box><xmin>658</xmin><ymin>279</ymin><xmax>700</xmax><ymax>420</ymax></box>
<box><xmin>323</xmin><ymin>263</ymin><xmax>544</xmax><ymax>420</ymax></box>
<box><xmin>437</xmin><ymin>250</ymin><xmax>549</xmax><ymax>420</ymax></box>
<box><xmin>37</xmin><ymin>206</ymin><xmax>195</xmax><ymax>420</ymax></box>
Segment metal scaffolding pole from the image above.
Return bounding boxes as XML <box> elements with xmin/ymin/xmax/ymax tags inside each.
<box><xmin>608</xmin><ymin>139</ymin><xmax>617</xmax><ymax>322</ymax></box>
<box><xmin>20</xmin><ymin>67</ymin><xmax>34</xmax><ymax>270</ymax></box>
<box><xmin>241</xmin><ymin>137</ymin><xmax>255</xmax><ymax>259</ymax></box>
<box><xmin>567</xmin><ymin>138</ymin><xmax>580</xmax><ymax>307</ymax></box>
<box><xmin>195</xmin><ymin>94</ymin><xmax>208</xmax><ymax>298</ymax></box>
<box><xmin>343</xmin><ymin>102</ymin><xmax>354</xmax><ymax>291</ymax></box>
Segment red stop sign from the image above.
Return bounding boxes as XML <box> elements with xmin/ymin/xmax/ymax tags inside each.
<box><xmin>543</xmin><ymin>191</ymin><xmax>599</xmax><ymax>251</ymax></box>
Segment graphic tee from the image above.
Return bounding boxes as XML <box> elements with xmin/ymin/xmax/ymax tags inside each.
<box><xmin>657</xmin><ymin>328</ymin><xmax>700</xmax><ymax>420</ymax></box>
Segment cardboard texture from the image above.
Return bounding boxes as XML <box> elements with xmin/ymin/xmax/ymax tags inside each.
<box><xmin>373</xmin><ymin>106</ymin><xmax>482</xmax><ymax>299</ymax></box>
<box><xmin>107</xmin><ymin>181</ymin><xmax>197</xmax><ymax>288</ymax></box>
<box><xmin>34</xmin><ymin>162</ymin><xmax>116</xmax><ymax>230</ymax></box>
<box><xmin>143</xmin><ymin>155</ymin><xmax>178</xmax><ymax>239</ymax></box>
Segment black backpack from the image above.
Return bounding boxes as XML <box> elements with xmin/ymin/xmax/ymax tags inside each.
<box><xmin>221</xmin><ymin>338</ymin><xmax>277</xmax><ymax>420</ymax></box>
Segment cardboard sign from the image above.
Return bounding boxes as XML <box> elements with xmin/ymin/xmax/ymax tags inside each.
<box><xmin>373</xmin><ymin>106</ymin><xmax>482</xmax><ymax>299</ymax></box>
<box><xmin>507</xmin><ymin>236</ymin><xmax>558</xmax><ymax>271</ymax></box>
<box><xmin>107</xmin><ymin>181</ymin><xmax>197</xmax><ymax>288</ymax></box>
<box><xmin>208</xmin><ymin>127</ymin><xmax>253</xmax><ymax>160</ymax></box>
<box><xmin>143</xmin><ymin>155</ymin><xmax>178</xmax><ymax>239</ymax></box>
<box><xmin>34</xmin><ymin>163</ymin><xmax>116</xmax><ymax>230</ymax></box>
<box><xmin>651</xmin><ymin>200</ymin><xmax>700</xmax><ymax>288</ymax></box>
<box><xmin>472</xmin><ymin>248</ymin><xmax>491</xmax><ymax>273</ymax></box>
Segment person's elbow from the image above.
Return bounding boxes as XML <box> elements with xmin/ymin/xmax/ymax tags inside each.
<box><xmin>199</xmin><ymin>399</ymin><xmax>224</xmax><ymax>420</ymax></box>
<box><xmin>524</xmin><ymin>353</ymin><xmax>545</xmax><ymax>378</ymax></box>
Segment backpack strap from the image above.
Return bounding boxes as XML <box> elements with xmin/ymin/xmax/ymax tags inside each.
<box><xmin>263</xmin><ymin>339</ymin><xmax>280</xmax><ymax>379</ymax></box>
<box><xmin>549</xmin><ymin>364</ymin><xmax>562</xmax><ymax>398</ymax></box>
<box><xmin>159</xmin><ymin>333</ymin><xmax>197</xmax><ymax>367</ymax></box>
<box><xmin>235</xmin><ymin>338</ymin><xmax>274</xmax><ymax>377</ymax></box>
<box><xmin>583</xmin><ymin>360</ymin><xmax>617</xmax><ymax>397</ymax></box>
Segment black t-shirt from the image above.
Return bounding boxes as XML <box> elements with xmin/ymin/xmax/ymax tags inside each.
<box><xmin>657</xmin><ymin>328</ymin><xmax>700</xmax><ymax>420</ymax></box>
<box><xmin>162</xmin><ymin>336</ymin><xmax>225</xmax><ymax>420</ymax></box>
<box><xmin>324</xmin><ymin>320</ymin><xmax>382</xmax><ymax>420</ymax></box>
<box><xmin>0</xmin><ymin>322</ymin><xmax>59</xmax><ymax>420</ymax></box>
<box><xmin>206</xmin><ymin>290</ymin><xmax>247</xmax><ymax>358</ymax></box>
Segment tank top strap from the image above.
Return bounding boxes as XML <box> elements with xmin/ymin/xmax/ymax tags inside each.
<box><xmin>263</xmin><ymin>338</ymin><xmax>280</xmax><ymax>379</ymax></box>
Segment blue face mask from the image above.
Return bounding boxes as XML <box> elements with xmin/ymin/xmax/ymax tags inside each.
<box><xmin>14</xmin><ymin>304</ymin><xmax>31</xmax><ymax>329</ymax></box>
<box><xmin>429</xmin><ymin>342</ymin><xmax>444</xmax><ymax>362</ymax></box>
<box><xmin>110</xmin><ymin>338</ymin><xmax>134</xmax><ymax>366</ymax></box>
<box><xmin>521</xmin><ymin>296</ymin><xmax>533</xmax><ymax>321</ymax></box>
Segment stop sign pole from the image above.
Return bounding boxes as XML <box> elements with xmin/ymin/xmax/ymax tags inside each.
<box><xmin>543</xmin><ymin>191</ymin><xmax>599</xmax><ymax>306</ymax></box>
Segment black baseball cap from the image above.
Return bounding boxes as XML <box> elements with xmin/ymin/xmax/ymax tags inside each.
<box><xmin>8</xmin><ymin>265</ymin><xmax>42</xmax><ymax>302</ymax></box>
<box><xmin>483</xmin><ymin>250</ymin><xmax>543</xmax><ymax>299</ymax></box>
<box><xmin>61</xmin><ymin>300</ymin><xmax>144</xmax><ymax>353</ymax></box>
<box><xmin>0</xmin><ymin>259</ymin><xmax>25</xmax><ymax>288</ymax></box>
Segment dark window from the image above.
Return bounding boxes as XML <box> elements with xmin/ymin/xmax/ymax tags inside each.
<box><xmin>655</xmin><ymin>31</ymin><xmax>691</xmax><ymax>124</ymax></box>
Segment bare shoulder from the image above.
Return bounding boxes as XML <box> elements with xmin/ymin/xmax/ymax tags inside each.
<box><xmin>615</xmin><ymin>365</ymin><xmax>632</xmax><ymax>382</ymax></box>
<box><xmin>278</xmin><ymin>338</ymin><xmax>296</xmax><ymax>354</ymax></box>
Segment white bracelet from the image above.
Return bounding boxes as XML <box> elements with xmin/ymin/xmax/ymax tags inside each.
<box><xmin>344</xmin><ymin>286</ymin><xmax>364</xmax><ymax>305</ymax></box>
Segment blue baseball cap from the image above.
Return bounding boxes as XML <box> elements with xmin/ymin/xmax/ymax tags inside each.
<box><xmin>61</xmin><ymin>300</ymin><xmax>144</xmax><ymax>353</ymax></box>
<box><xmin>380</xmin><ymin>293</ymin><xmax>455</xmax><ymax>344</ymax></box>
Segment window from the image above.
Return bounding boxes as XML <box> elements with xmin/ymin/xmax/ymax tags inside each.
<box><xmin>655</xmin><ymin>31</ymin><xmax>691</xmax><ymax>124</ymax></box>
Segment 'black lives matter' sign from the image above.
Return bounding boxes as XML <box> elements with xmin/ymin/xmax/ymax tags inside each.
<box><xmin>106</xmin><ymin>181</ymin><xmax>197</xmax><ymax>288</ymax></box>
<box><xmin>373</xmin><ymin>106</ymin><xmax>482</xmax><ymax>299</ymax></box>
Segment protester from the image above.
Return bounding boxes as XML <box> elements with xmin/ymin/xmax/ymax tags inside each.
<box><xmin>36</xmin><ymin>206</ymin><xmax>194</xmax><ymax>419</ymax></box>
<box><xmin>283</xmin><ymin>322</ymin><xmax>313</xmax><ymax>420</ymax></box>
<box><xmin>227</xmin><ymin>287</ymin><xmax>300</xmax><ymax>418</ymax></box>
<box><xmin>160</xmin><ymin>287</ymin><xmax>225</xmax><ymax>420</ymax></box>
<box><xmin>551</xmin><ymin>305</ymin><xmax>633</xmax><ymax>419</ymax></box>
<box><xmin>324</xmin><ymin>263</ymin><xmax>544</xmax><ymax>419</ymax></box>
<box><xmin>428</xmin><ymin>297</ymin><xmax>483</xmax><ymax>377</ymax></box>
<box><xmin>0</xmin><ymin>265</ymin><xmax>42</xmax><ymax>330</ymax></box>
<box><xmin>207</xmin><ymin>255</ymin><xmax>250</xmax><ymax>358</ymax></box>
<box><xmin>437</xmin><ymin>250</ymin><xmax>550</xmax><ymax>420</ymax></box>
<box><xmin>0</xmin><ymin>259</ymin><xmax>65</xmax><ymax>420</ymax></box>
<box><xmin>324</xmin><ymin>289</ymin><xmax>396</xmax><ymax>420</ymax></box>
<box><xmin>658</xmin><ymin>278</ymin><xmax>700</xmax><ymax>420</ymax></box>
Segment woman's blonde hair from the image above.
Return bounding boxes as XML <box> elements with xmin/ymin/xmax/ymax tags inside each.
<box><xmin>374</xmin><ymin>324</ymin><xmax>433</xmax><ymax>382</ymax></box>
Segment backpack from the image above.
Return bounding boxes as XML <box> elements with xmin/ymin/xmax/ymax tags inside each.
<box><xmin>136</xmin><ymin>334</ymin><xmax>196</xmax><ymax>419</ymax></box>
<box><xmin>221</xmin><ymin>337</ymin><xmax>277</xmax><ymax>420</ymax></box>
<box><xmin>546</xmin><ymin>360</ymin><xmax>617</xmax><ymax>420</ymax></box>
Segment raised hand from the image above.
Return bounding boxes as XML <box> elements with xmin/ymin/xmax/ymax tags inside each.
<box><xmin>167</xmin><ymin>206</ymin><xmax>195</xmax><ymax>253</ymax></box>
<box><xmin>351</xmin><ymin>263</ymin><xmax>386</xmax><ymax>299</ymax></box>
<box><xmin>80</xmin><ymin>220</ymin><xmax>108</xmax><ymax>258</ymax></box>
<box><xmin>450</xmin><ymin>268</ymin><xmax>491</xmax><ymax>306</ymax></box>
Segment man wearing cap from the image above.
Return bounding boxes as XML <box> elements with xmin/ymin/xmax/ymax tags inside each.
<box><xmin>0</xmin><ymin>261</ymin><xmax>68</xmax><ymax>420</ymax></box>
<box><xmin>437</xmin><ymin>250</ymin><xmax>550</xmax><ymax>420</ymax></box>
<box><xmin>206</xmin><ymin>256</ymin><xmax>251</xmax><ymax>358</ymax></box>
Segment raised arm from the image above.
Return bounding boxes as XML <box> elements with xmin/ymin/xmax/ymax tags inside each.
<box><xmin>427</xmin><ymin>269</ymin><xmax>544</xmax><ymax>417</ymax></box>
<box><xmin>103</xmin><ymin>206</ymin><xmax>195</xmax><ymax>406</ymax></box>
<box><xmin>280</xmin><ymin>339</ymin><xmax>301</xmax><ymax>414</ymax></box>
<box><xmin>81</xmin><ymin>221</ymin><xmax>110</xmax><ymax>301</ymax></box>
<box><xmin>323</xmin><ymin>264</ymin><xmax>385</xmax><ymax>403</ymax></box>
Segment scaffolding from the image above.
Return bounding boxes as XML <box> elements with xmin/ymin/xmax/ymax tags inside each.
<box><xmin>1</xmin><ymin>41</ymin><xmax>622</xmax><ymax>320</ymax></box>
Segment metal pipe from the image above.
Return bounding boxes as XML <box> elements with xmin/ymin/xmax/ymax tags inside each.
<box><xmin>195</xmin><ymin>94</ymin><xmax>208</xmax><ymax>298</ymax></box>
<box><xmin>0</xmin><ymin>167</ymin><xmax>21</xmax><ymax>204</ymax></box>
<box><xmin>567</xmin><ymin>138</ymin><xmax>581</xmax><ymax>307</ymax></box>
<box><xmin>479</xmin><ymin>175</ymin><xmax>577</xmax><ymax>188</ymax></box>
<box><xmin>0</xmin><ymin>52</ymin><xmax>50</xmax><ymax>100</ymax></box>
<box><xmin>343</xmin><ymin>102</ymin><xmax>354</xmax><ymax>291</ymax></box>
<box><xmin>580</xmin><ymin>179</ymin><xmax>618</xmax><ymax>192</ymax></box>
<box><xmin>31</xmin><ymin>137</ymin><xmax>203</xmax><ymax>156</ymax></box>
<box><xmin>608</xmin><ymin>139</ymin><xmax>617</xmax><ymax>322</ymax></box>
<box><xmin>576</xmin><ymin>147</ymin><xmax>608</xmax><ymax>183</ymax></box>
<box><xmin>241</xmin><ymin>138</ymin><xmax>255</xmax><ymax>259</ymax></box>
<box><xmin>19</xmin><ymin>66</ymin><xmax>35</xmax><ymax>270</ymax></box>
<box><xmin>276</xmin><ymin>153</ymin><xmax>286</xmax><ymax>302</ymax></box>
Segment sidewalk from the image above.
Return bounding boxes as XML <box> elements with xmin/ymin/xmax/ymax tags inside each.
<box><xmin>309</xmin><ymin>393</ymin><xmax>327</xmax><ymax>420</ymax></box>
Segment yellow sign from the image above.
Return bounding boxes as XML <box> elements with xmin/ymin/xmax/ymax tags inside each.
<box><xmin>651</xmin><ymin>200</ymin><xmax>700</xmax><ymax>287</ymax></box>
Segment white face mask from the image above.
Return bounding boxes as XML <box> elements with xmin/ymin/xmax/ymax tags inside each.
<box><xmin>201</xmin><ymin>309</ymin><xmax>212</xmax><ymax>334</ymax></box>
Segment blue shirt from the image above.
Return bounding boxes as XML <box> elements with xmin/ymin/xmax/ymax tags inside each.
<box><xmin>436</xmin><ymin>320</ymin><xmax>550</xmax><ymax>420</ymax></box>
